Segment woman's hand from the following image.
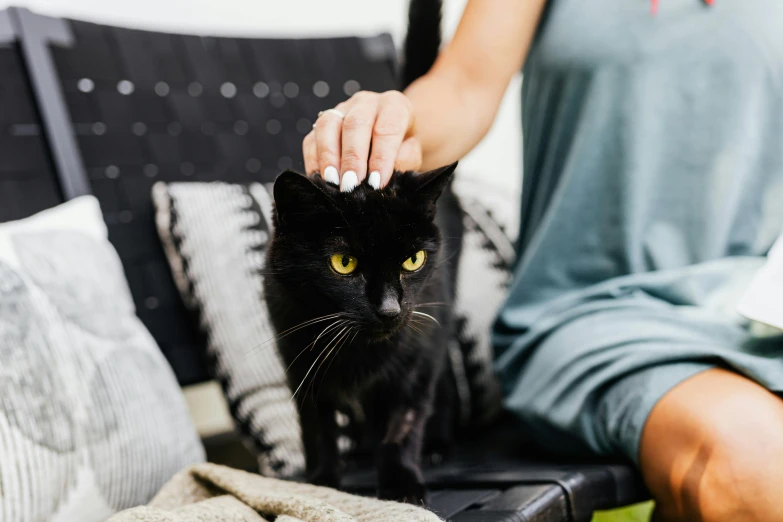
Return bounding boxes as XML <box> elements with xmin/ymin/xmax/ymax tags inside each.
<box><xmin>303</xmin><ymin>90</ymin><xmax>422</xmax><ymax>192</ymax></box>
<box><xmin>302</xmin><ymin>0</ymin><xmax>545</xmax><ymax>192</ymax></box>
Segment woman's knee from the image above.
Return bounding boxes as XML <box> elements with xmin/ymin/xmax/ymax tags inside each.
<box><xmin>669</xmin><ymin>434</ymin><xmax>782</xmax><ymax>522</ymax></box>
<box><xmin>640</xmin><ymin>368</ymin><xmax>783</xmax><ymax>522</ymax></box>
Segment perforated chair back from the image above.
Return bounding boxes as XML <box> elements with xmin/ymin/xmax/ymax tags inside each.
<box><xmin>13</xmin><ymin>8</ymin><xmax>398</xmax><ymax>384</ymax></box>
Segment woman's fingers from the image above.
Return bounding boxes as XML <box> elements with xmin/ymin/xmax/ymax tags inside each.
<box><xmin>339</xmin><ymin>92</ymin><xmax>378</xmax><ymax>192</ymax></box>
<box><xmin>395</xmin><ymin>137</ymin><xmax>423</xmax><ymax>172</ymax></box>
<box><xmin>303</xmin><ymin>131</ymin><xmax>318</xmax><ymax>175</ymax></box>
<box><xmin>305</xmin><ymin>91</ymin><xmax>419</xmax><ymax>190</ymax></box>
<box><xmin>367</xmin><ymin>91</ymin><xmax>413</xmax><ymax>190</ymax></box>
<box><xmin>314</xmin><ymin>107</ymin><xmax>346</xmax><ymax>185</ymax></box>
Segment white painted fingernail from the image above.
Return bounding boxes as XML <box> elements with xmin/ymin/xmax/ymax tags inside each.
<box><xmin>324</xmin><ymin>166</ymin><xmax>339</xmax><ymax>185</ymax></box>
<box><xmin>368</xmin><ymin>171</ymin><xmax>381</xmax><ymax>190</ymax></box>
<box><xmin>341</xmin><ymin>171</ymin><xmax>358</xmax><ymax>192</ymax></box>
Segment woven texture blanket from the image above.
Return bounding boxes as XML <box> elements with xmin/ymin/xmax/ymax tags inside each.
<box><xmin>108</xmin><ymin>464</ymin><xmax>442</xmax><ymax>522</ymax></box>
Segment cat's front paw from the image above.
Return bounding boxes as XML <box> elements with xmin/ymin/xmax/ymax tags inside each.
<box><xmin>308</xmin><ymin>467</ymin><xmax>342</xmax><ymax>489</ymax></box>
<box><xmin>378</xmin><ymin>480</ymin><xmax>429</xmax><ymax>506</ymax></box>
<box><xmin>378</xmin><ymin>459</ymin><xmax>428</xmax><ymax>506</ymax></box>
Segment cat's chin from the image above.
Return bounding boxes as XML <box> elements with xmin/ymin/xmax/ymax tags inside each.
<box><xmin>365</xmin><ymin>330</ymin><xmax>398</xmax><ymax>343</ymax></box>
<box><xmin>364</xmin><ymin>324</ymin><xmax>405</xmax><ymax>343</ymax></box>
<box><xmin>351</xmin><ymin>315</ymin><xmax>411</xmax><ymax>343</ymax></box>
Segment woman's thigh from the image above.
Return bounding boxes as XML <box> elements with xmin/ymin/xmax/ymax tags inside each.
<box><xmin>640</xmin><ymin>368</ymin><xmax>783</xmax><ymax>522</ymax></box>
<box><xmin>501</xmin><ymin>296</ymin><xmax>783</xmax><ymax>463</ymax></box>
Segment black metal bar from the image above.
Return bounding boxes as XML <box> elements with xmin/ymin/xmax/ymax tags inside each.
<box><xmin>10</xmin><ymin>7</ymin><xmax>90</xmax><ymax>199</ymax></box>
<box><xmin>0</xmin><ymin>9</ymin><xmax>16</xmax><ymax>44</ymax></box>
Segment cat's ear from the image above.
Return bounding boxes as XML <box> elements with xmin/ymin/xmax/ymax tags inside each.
<box><xmin>411</xmin><ymin>162</ymin><xmax>457</xmax><ymax>218</ymax></box>
<box><xmin>273</xmin><ymin>171</ymin><xmax>335</xmax><ymax>225</ymax></box>
<box><xmin>415</xmin><ymin>162</ymin><xmax>457</xmax><ymax>203</ymax></box>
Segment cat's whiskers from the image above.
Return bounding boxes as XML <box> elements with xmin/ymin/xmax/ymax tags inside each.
<box><xmin>273</xmin><ymin>313</ymin><xmax>344</xmax><ymax>339</ymax></box>
<box><xmin>407</xmin><ymin>322</ymin><xmax>427</xmax><ymax>337</ymax></box>
<box><xmin>244</xmin><ymin>312</ymin><xmax>343</xmax><ymax>356</ymax></box>
<box><xmin>283</xmin><ymin>319</ymin><xmax>348</xmax><ymax>375</ymax></box>
<box><xmin>412</xmin><ymin>310</ymin><xmax>440</xmax><ymax>327</ymax></box>
<box><xmin>316</xmin><ymin>328</ymin><xmax>359</xmax><ymax>402</ymax></box>
<box><xmin>291</xmin><ymin>324</ymin><xmax>350</xmax><ymax>403</ymax></box>
<box><xmin>431</xmin><ymin>249</ymin><xmax>461</xmax><ymax>268</ymax></box>
<box><xmin>415</xmin><ymin>301</ymin><xmax>448</xmax><ymax>308</ymax></box>
<box><xmin>409</xmin><ymin>315</ymin><xmax>432</xmax><ymax>327</ymax></box>
<box><xmin>410</xmin><ymin>326</ymin><xmax>428</xmax><ymax>343</ymax></box>
<box><xmin>309</xmin><ymin>324</ymin><xmax>355</xmax><ymax>402</ymax></box>
<box><xmin>304</xmin><ymin>324</ymin><xmax>353</xmax><ymax>401</ymax></box>
<box><xmin>309</xmin><ymin>319</ymin><xmax>348</xmax><ymax>351</ymax></box>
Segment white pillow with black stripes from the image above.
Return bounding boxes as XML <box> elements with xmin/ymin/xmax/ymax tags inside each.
<box><xmin>153</xmin><ymin>181</ymin><xmax>304</xmax><ymax>477</ymax></box>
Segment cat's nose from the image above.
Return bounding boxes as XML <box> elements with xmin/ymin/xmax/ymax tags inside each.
<box><xmin>377</xmin><ymin>295</ymin><xmax>401</xmax><ymax>318</ymax></box>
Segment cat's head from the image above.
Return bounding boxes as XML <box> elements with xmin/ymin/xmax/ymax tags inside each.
<box><xmin>268</xmin><ymin>164</ymin><xmax>456</xmax><ymax>339</ymax></box>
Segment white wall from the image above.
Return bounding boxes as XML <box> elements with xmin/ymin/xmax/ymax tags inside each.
<box><xmin>2</xmin><ymin>0</ymin><xmax>522</xmax><ymax>201</ymax></box>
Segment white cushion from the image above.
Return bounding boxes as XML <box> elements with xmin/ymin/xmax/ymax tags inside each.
<box><xmin>0</xmin><ymin>196</ymin><xmax>205</xmax><ymax>522</ymax></box>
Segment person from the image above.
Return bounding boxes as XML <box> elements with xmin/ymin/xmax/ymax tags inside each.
<box><xmin>302</xmin><ymin>1</ymin><xmax>783</xmax><ymax>520</ymax></box>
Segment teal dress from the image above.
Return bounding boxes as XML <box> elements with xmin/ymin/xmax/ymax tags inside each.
<box><xmin>494</xmin><ymin>0</ymin><xmax>783</xmax><ymax>463</ymax></box>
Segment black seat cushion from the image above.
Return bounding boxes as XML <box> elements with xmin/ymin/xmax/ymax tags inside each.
<box><xmin>342</xmin><ymin>415</ymin><xmax>650</xmax><ymax>521</ymax></box>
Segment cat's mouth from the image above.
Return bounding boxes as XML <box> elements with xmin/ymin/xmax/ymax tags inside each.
<box><xmin>361</xmin><ymin>325</ymin><xmax>398</xmax><ymax>342</ymax></box>
<box><xmin>362</xmin><ymin>314</ymin><xmax>411</xmax><ymax>342</ymax></box>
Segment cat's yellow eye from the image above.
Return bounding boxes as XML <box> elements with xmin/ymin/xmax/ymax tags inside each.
<box><xmin>330</xmin><ymin>254</ymin><xmax>358</xmax><ymax>275</ymax></box>
<box><xmin>402</xmin><ymin>250</ymin><xmax>427</xmax><ymax>272</ymax></box>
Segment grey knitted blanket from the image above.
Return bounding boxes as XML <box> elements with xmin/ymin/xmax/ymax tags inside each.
<box><xmin>108</xmin><ymin>464</ymin><xmax>442</xmax><ymax>522</ymax></box>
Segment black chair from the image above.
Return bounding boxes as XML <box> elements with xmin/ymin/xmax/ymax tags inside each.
<box><xmin>11</xmin><ymin>7</ymin><xmax>397</xmax><ymax>386</ymax></box>
<box><xmin>2</xmin><ymin>7</ymin><xmax>649</xmax><ymax>520</ymax></box>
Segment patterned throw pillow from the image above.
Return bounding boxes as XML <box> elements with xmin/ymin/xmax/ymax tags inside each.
<box><xmin>153</xmin><ymin>182</ymin><xmax>304</xmax><ymax>477</ymax></box>
<box><xmin>152</xmin><ymin>179</ymin><xmax>514</xmax><ymax>475</ymax></box>
<box><xmin>0</xmin><ymin>196</ymin><xmax>205</xmax><ymax>522</ymax></box>
<box><xmin>448</xmin><ymin>178</ymin><xmax>513</xmax><ymax>427</ymax></box>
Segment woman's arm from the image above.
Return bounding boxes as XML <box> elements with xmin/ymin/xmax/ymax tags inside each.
<box><xmin>407</xmin><ymin>0</ymin><xmax>545</xmax><ymax>171</ymax></box>
<box><xmin>303</xmin><ymin>0</ymin><xmax>546</xmax><ymax>190</ymax></box>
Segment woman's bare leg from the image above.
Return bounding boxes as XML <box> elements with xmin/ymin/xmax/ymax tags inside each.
<box><xmin>640</xmin><ymin>368</ymin><xmax>783</xmax><ymax>522</ymax></box>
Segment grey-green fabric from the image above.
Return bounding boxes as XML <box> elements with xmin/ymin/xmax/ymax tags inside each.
<box><xmin>494</xmin><ymin>0</ymin><xmax>783</xmax><ymax>463</ymax></box>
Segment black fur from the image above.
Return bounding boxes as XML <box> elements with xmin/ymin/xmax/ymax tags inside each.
<box><xmin>264</xmin><ymin>165</ymin><xmax>457</xmax><ymax>504</ymax></box>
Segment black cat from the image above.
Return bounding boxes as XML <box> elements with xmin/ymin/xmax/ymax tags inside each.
<box><xmin>264</xmin><ymin>164</ymin><xmax>458</xmax><ymax>503</ymax></box>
